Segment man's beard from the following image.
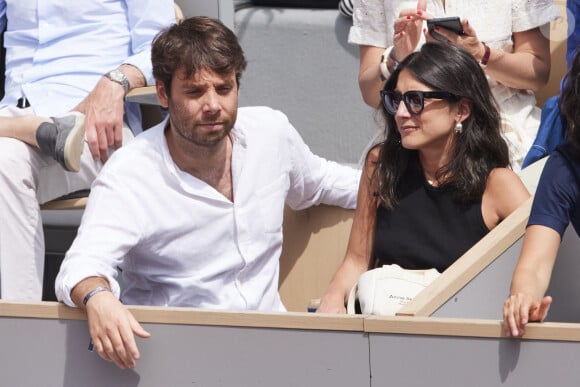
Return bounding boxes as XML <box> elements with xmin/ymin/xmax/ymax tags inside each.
<box><xmin>168</xmin><ymin>103</ymin><xmax>233</xmax><ymax>148</ymax></box>
<box><xmin>172</xmin><ymin>120</ymin><xmax>231</xmax><ymax>148</ymax></box>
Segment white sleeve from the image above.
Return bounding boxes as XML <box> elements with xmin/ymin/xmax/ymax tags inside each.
<box><xmin>123</xmin><ymin>0</ymin><xmax>176</xmax><ymax>85</ymax></box>
<box><xmin>55</xmin><ymin>165</ymin><xmax>143</xmax><ymax>307</ymax></box>
<box><xmin>283</xmin><ymin>118</ymin><xmax>361</xmax><ymax>210</ymax></box>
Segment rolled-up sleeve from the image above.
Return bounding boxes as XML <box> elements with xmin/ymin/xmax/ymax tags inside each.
<box><xmin>55</xmin><ymin>167</ymin><xmax>143</xmax><ymax>307</ymax></box>
<box><xmin>124</xmin><ymin>0</ymin><xmax>176</xmax><ymax>85</ymax></box>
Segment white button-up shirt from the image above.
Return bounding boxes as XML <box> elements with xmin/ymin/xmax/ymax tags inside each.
<box><xmin>56</xmin><ymin>106</ymin><xmax>361</xmax><ymax>312</ymax></box>
<box><xmin>0</xmin><ymin>0</ymin><xmax>175</xmax><ymax>120</ymax></box>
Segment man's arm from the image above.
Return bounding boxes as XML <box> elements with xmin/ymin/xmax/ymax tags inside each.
<box><xmin>283</xmin><ymin>116</ymin><xmax>361</xmax><ymax>210</ymax></box>
<box><xmin>73</xmin><ymin>0</ymin><xmax>175</xmax><ymax>162</ymax></box>
<box><xmin>55</xmin><ymin>147</ymin><xmax>149</xmax><ymax>368</ymax></box>
<box><xmin>71</xmin><ymin>276</ymin><xmax>151</xmax><ymax>369</ymax></box>
<box><xmin>73</xmin><ymin>64</ymin><xmax>146</xmax><ymax>163</ymax></box>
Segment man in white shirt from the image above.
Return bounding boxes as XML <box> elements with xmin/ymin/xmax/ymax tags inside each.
<box><xmin>0</xmin><ymin>1</ymin><xmax>175</xmax><ymax>300</ymax></box>
<box><xmin>55</xmin><ymin>16</ymin><xmax>361</xmax><ymax>369</ymax></box>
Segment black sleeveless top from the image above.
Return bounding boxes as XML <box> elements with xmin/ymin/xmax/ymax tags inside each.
<box><xmin>371</xmin><ymin>166</ymin><xmax>489</xmax><ymax>273</ymax></box>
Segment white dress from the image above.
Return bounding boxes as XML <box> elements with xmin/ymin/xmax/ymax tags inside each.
<box><xmin>349</xmin><ymin>0</ymin><xmax>560</xmax><ymax>171</ymax></box>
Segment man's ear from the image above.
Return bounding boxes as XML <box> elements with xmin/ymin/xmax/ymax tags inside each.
<box><xmin>456</xmin><ymin>98</ymin><xmax>472</xmax><ymax>123</ymax></box>
<box><xmin>156</xmin><ymin>80</ymin><xmax>169</xmax><ymax>109</ymax></box>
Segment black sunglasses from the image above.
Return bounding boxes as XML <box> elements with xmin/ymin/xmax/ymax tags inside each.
<box><xmin>380</xmin><ymin>90</ymin><xmax>460</xmax><ymax>115</ymax></box>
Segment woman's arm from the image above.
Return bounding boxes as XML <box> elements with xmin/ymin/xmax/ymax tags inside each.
<box><xmin>317</xmin><ymin>148</ymin><xmax>380</xmax><ymax>313</ymax></box>
<box><xmin>482</xmin><ymin>168</ymin><xmax>531</xmax><ymax>229</ymax></box>
<box><xmin>481</xmin><ymin>27</ymin><xmax>551</xmax><ymax>92</ymax></box>
<box><xmin>503</xmin><ymin>225</ymin><xmax>560</xmax><ymax>336</ymax></box>
<box><xmin>355</xmin><ymin>1</ymin><xmax>427</xmax><ymax>108</ymax></box>
<box><xmin>483</xmin><ymin>168</ymin><xmax>555</xmax><ymax>336</ymax></box>
<box><xmin>358</xmin><ymin>45</ymin><xmax>387</xmax><ymax>108</ymax></box>
<box><xmin>431</xmin><ymin>21</ymin><xmax>551</xmax><ymax>92</ymax></box>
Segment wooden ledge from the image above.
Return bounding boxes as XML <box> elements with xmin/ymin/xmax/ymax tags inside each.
<box><xmin>0</xmin><ymin>301</ymin><xmax>364</xmax><ymax>331</ymax></box>
<box><xmin>40</xmin><ymin>196</ymin><xmax>88</xmax><ymax>210</ymax></box>
<box><xmin>3</xmin><ymin>300</ymin><xmax>580</xmax><ymax>342</ymax></box>
<box><xmin>0</xmin><ymin>301</ymin><xmax>580</xmax><ymax>342</ymax></box>
<box><xmin>364</xmin><ymin>314</ymin><xmax>580</xmax><ymax>342</ymax></box>
<box><xmin>125</xmin><ymin>86</ymin><xmax>158</xmax><ymax>105</ymax></box>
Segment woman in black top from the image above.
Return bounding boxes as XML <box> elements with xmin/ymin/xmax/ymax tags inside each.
<box><xmin>318</xmin><ymin>42</ymin><xmax>530</xmax><ymax>313</ymax></box>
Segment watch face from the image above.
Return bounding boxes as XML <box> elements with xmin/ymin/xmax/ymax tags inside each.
<box><xmin>107</xmin><ymin>70</ymin><xmax>129</xmax><ymax>91</ymax></box>
<box><xmin>109</xmin><ymin>70</ymin><xmax>124</xmax><ymax>82</ymax></box>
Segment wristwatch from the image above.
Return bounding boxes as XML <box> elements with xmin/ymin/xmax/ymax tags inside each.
<box><xmin>104</xmin><ymin>69</ymin><xmax>130</xmax><ymax>94</ymax></box>
<box><xmin>479</xmin><ymin>42</ymin><xmax>491</xmax><ymax>68</ymax></box>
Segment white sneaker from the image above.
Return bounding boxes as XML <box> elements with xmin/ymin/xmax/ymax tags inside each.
<box><xmin>37</xmin><ymin>113</ymin><xmax>86</xmax><ymax>172</ymax></box>
<box><xmin>53</xmin><ymin>114</ymin><xmax>86</xmax><ymax>172</ymax></box>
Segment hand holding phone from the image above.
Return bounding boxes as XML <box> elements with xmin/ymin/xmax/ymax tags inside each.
<box><xmin>426</xmin><ymin>17</ymin><xmax>464</xmax><ymax>42</ymax></box>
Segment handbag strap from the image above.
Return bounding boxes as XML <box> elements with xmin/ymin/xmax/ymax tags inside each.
<box><xmin>346</xmin><ymin>283</ymin><xmax>357</xmax><ymax>314</ymax></box>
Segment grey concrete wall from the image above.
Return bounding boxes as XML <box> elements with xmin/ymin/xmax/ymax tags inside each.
<box><xmin>0</xmin><ymin>315</ymin><xmax>369</xmax><ymax>387</ymax></box>
<box><xmin>234</xmin><ymin>7</ymin><xmax>378</xmax><ymax>165</ymax></box>
<box><xmin>434</xmin><ymin>226</ymin><xmax>580</xmax><ymax>323</ymax></box>
<box><xmin>370</xmin><ymin>332</ymin><xmax>580</xmax><ymax>386</ymax></box>
<box><xmin>176</xmin><ymin>0</ymin><xmax>234</xmax><ymax>29</ymax></box>
<box><xmin>3</xmin><ymin>309</ymin><xmax>580</xmax><ymax>386</ymax></box>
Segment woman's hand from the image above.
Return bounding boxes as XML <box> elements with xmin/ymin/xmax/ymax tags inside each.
<box><xmin>502</xmin><ymin>293</ymin><xmax>552</xmax><ymax>337</ymax></box>
<box><xmin>423</xmin><ymin>18</ymin><xmax>487</xmax><ymax>62</ymax></box>
<box><xmin>317</xmin><ymin>292</ymin><xmax>347</xmax><ymax>314</ymax></box>
<box><xmin>391</xmin><ymin>0</ymin><xmax>428</xmax><ymax>62</ymax></box>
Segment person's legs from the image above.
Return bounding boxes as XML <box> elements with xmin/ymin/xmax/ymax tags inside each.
<box><xmin>0</xmin><ymin>115</ymin><xmax>49</xmax><ymax>146</ymax></box>
<box><xmin>0</xmin><ymin>137</ymin><xmax>50</xmax><ymax>300</ymax></box>
<box><xmin>0</xmin><ymin>106</ymin><xmax>133</xmax><ymax>300</ymax></box>
<box><xmin>0</xmin><ymin>113</ymin><xmax>86</xmax><ymax>172</ymax></box>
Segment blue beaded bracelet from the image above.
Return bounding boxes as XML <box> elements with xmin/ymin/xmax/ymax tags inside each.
<box><xmin>82</xmin><ymin>286</ymin><xmax>112</xmax><ymax>305</ymax></box>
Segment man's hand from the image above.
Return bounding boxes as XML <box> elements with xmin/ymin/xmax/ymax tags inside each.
<box><xmin>73</xmin><ymin>76</ymin><xmax>126</xmax><ymax>163</ymax></box>
<box><xmin>85</xmin><ymin>290</ymin><xmax>151</xmax><ymax>369</ymax></box>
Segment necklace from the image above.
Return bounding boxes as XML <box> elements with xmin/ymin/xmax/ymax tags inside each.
<box><xmin>424</xmin><ymin>174</ymin><xmax>436</xmax><ymax>186</ymax></box>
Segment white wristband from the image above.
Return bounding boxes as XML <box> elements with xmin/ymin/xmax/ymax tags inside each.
<box><xmin>379</xmin><ymin>46</ymin><xmax>394</xmax><ymax>81</ymax></box>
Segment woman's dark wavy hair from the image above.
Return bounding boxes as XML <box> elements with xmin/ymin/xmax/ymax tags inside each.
<box><xmin>560</xmin><ymin>49</ymin><xmax>580</xmax><ymax>154</ymax></box>
<box><xmin>152</xmin><ymin>16</ymin><xmax>247</xmax><ymax>95</ymax></box>
<box><xmin>375</xmin><ymin>42</ymin><xmax>509</xmax><ymax>209</ymax></box>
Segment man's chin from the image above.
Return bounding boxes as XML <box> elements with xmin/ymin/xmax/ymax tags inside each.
<box><xmin>191</xmin><ymin>131</ymin><xmax>230</xmax><ymax>147</ymax></box>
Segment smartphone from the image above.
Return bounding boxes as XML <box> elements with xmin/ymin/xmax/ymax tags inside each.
<box><xmin>426</xmin><ymin>17</ymin><xmax>464</xmax><ymax>42</ymax></box>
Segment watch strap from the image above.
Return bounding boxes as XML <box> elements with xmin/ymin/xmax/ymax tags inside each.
<box><xmin>105</xmin><ymin>69</ymin><xmax>131</xmax><ymax>94</ymax></box>
<box><xmin>480</xmin><ymin>42</ymin><xmax>491</xmax><ymax>68</ymax></box>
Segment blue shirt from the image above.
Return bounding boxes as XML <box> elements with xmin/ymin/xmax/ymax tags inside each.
<box><xmin>567</xmin><ymin>0</ymin><xmax>579</xmax><ymax>67</ymax></box>
<box><xmin>528</xmin><ymin>143</ymin><xmax>580</xmax><ymax>238</ymax></box>
<box><xmin>0</xmin><ymin>0</ymin><xmax>174</xmax><ymax>121</ymax></box>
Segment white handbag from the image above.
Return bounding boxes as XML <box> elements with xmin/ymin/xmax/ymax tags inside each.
<box><xmin>347</xmin><ymin>264</ymin><xmax>440</xmax><ymax>316</ymax></box>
